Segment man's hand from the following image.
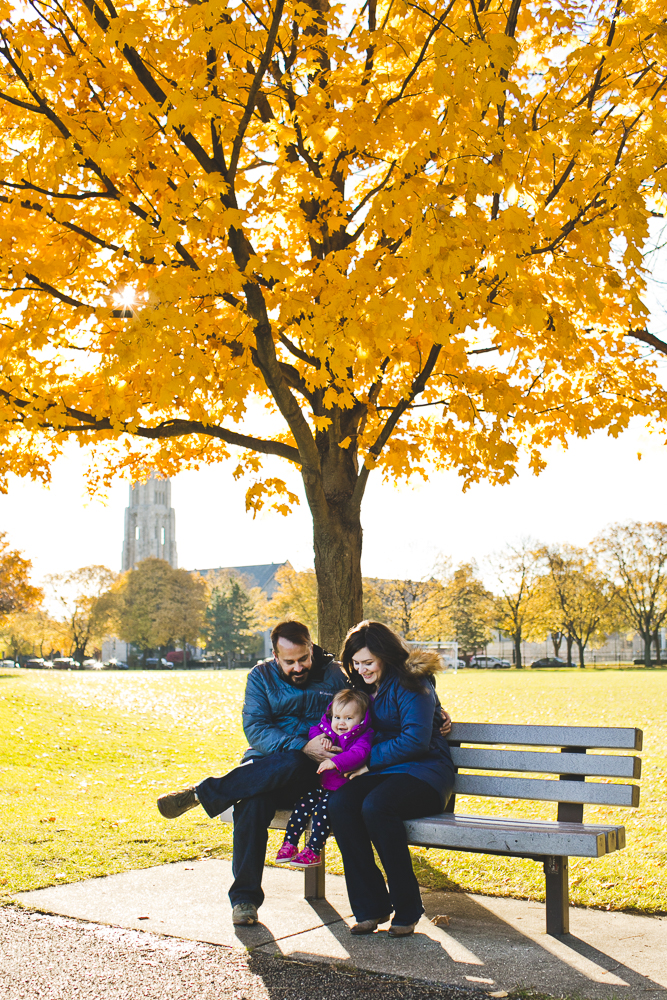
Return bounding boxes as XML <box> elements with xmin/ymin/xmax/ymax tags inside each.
<box><xmin>303</xmin><ymin>734</ymin><xmax>341</xmax><ymax>763</ymax></box>
<box><xmin>439</xmin><ymin>709</ymin><xmax>452</xmax><ymax>736</ymax></box>
<box><xmin>317</xmin><ymin>759</ymin><xmax>337</xmax><ymax>774</ymax></box>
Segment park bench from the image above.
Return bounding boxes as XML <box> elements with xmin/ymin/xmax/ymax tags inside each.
<box><xmin>220</xmin><ymin>721</ymin><xmax>642</xmax><ymax>936</ymax></box>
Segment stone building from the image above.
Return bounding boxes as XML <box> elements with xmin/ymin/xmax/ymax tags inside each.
<box><xmin>121</xmin><ymin>472</ymin><xmax>177</xmax><ymax>571</ymax></box>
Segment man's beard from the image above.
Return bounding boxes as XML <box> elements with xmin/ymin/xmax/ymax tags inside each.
<box><xmin>278</xmin><ymin>664</ymin><xmax>311</xmax><ymax>686</ymax></box>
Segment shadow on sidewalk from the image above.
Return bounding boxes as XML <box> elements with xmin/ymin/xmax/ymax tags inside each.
<box><xmin>245</xmin><ymin>889</ymin><xmax>667</xmax><ymax>999</ymax></box>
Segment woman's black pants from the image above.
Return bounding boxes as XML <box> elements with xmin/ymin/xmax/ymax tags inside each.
<box><xmin>329</xmin><ymin>773</ymin><xmax>443</xmax><ymax>926</ymax></box>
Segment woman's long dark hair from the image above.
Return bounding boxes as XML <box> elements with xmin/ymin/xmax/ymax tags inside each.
<box><xmin>341</xmin><ymin>620</ymin><xmax>427</xmax><ymax>693</ymax></box>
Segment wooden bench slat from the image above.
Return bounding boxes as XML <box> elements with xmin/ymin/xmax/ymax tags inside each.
<box><xmin>449</xmin><ymin>723</ymin><xmax>643</xmax><ymax>750</ymax></box>
<box><xmin>450</xmin><ymin>747</ymin><xmax>642</xmax><ymax>779</ymax></box>
<box><xmin>219</xmin><ymin>808</ymin><xmax>620</xmax><ymax>858</ymax></box>
<box><xmin>403</xmin><ymin>814</ymin><xmax>608</xmax><ymax>858</ymax></box>
<box><xmin>454</xmin><ymin>773</ymin><xmax>640</xmax><ymax>806</ymax></box>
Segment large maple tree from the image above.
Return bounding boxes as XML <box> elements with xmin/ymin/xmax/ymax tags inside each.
<box><xmin>1</xmin><ymin>0</ymin><xmax>667</xmax><ymax>649</ymax></box>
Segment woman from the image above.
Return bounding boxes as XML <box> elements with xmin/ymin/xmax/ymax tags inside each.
<box><xmin>329</xmin><ymin>620</ymin><xmax>455</xmax><ymax>937</ymax></box>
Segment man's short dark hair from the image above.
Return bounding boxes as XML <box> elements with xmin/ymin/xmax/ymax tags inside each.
<box><xmin>271</xmin><ymin>620</ymin><xmax>312</xmax><ymax>651</ymax></box>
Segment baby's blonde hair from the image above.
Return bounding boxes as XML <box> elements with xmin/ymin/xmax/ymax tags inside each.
<box><xmin>329</xmin><ymin>688</ymin><xmax>369</xmax><ymax>718</ymax></box>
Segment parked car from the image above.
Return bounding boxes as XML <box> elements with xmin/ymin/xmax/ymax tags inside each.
<box><xmin>530</xmin><ymin>657</ymin><xmax>569</xmax><ymax>668</ymax></box>
<box><xmin>25</xmin><ymin>658</ymin><xmax>50</xmax><ymax>669</ymax></box>
<box><xmin>52</xmin><ymin>657</ymin><xmax>80</xmax><ymax>670</ymax></box>
<box><xmin>1</xmin><ymin>659</ymin><xmax>16</xmax><ymax>667</ymax></box>
<box><xmin>469</xmin><ymin>655</ymin><xmax>511</xmax><ymax>669</ymax></box>
<box><xmin>82</xmin><ymin>659</ymin><xmax>103</xmax><ymax>669</ymax></box>
<box><xmin>145</xmin><ymin>657</ymin><xmax>171</xmax><ymax>668</ymax></box>
<box><xmin>103</xmin><ymin>659</ymin><xmax>129</xmax><ymax>670</ymax></box>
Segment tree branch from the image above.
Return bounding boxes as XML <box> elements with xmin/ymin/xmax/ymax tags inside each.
<box><xmin>3</xmin><ymin>394</ymin><xmax>302</xmax><ymax>463</ymax></box>
<box><xmin>229</xmin><ymin>0</ymin><xmax>285</xmax><ymax>178</ymax></box>
<box><xmin>626</xmin><ymin>328</ymin><xmax>667</xmax><ymax>356</ymax></box>
<box><xmin>352</xmin><ymin>343</ymin><xmax>442</xmax><ymax>507</ymax></box>
<box><xmin>278</xmin><ymin>332</ymin><xmax>320</xmax><ymax>367</ymax></box>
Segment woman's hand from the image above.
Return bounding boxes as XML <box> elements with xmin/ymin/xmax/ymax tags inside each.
<box><xmin>347</xmin><ymin>765</ymin><xmax>369</xmax><ymax>780</ymax></box>
<box><xmin>439</xmin><ymin>709</ymin><xmax>452</xmax><ymax>736</ymax></box>
<box><xmin>317</xmin><ymin>759</ymin><xmax>337</xmax><ymax>774</ymax></box>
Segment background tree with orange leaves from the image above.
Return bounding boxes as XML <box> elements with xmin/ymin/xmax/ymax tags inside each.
<box><xmin>2</xmin><ymin>0</ymin><xmax>667</xmax><ymax>649</ymax></box>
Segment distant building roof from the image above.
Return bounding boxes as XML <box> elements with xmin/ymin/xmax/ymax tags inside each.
<box><xmin>194</xmin><ymin>562</ymin><xmax>290</xmax><ymax>598</ymax></box>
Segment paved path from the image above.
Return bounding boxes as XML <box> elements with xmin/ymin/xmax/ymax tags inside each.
<box><xmin>13</xmin><ymin>860</ymin><xmax>667</xmax><ymax>998</ymax></box>
<box><xmin>0</xmin><ymin>907</ymin><xmax>491</xmax><ymax>1000</ymax></box>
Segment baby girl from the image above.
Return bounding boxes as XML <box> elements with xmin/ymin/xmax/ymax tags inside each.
<box><xmin>274</xmin><ymin>688</ymin><xmax>373</xmax><ymax>868</ymax></box>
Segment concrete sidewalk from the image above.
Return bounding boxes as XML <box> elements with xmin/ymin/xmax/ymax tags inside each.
<box><xmin>14</xmin><ymin>860</ymin><xmax>667</xmax><ymax>998</ymax></box>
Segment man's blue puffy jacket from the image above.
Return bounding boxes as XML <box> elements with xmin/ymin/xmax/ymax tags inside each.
<box><xmin>242</xmin><ymin>645</ymin><xmax>348</xmax><ymax>757</ymax></box>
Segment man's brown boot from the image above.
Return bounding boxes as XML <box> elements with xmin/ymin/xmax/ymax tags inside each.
<box><xmin>157</xmin><ymin>786</ymin><xmax>199</xmax><ymax>818</ymax></box>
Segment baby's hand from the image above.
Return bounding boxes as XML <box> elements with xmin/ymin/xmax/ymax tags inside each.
<box><xmin>317</xmin><ymin>759</ymin><xmax>337</xmax><ymax>773</ymax></box>
<box><xmin>320</xmin><ymin>738</ymin><xmax>332</xmax><ymax>751</ymax></box>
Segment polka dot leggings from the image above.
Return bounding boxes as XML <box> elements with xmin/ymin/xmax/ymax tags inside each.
<box><xmin>285</xmin><ymin>788</ymin><xmax>331</xmax><ymax>854</ymax></box>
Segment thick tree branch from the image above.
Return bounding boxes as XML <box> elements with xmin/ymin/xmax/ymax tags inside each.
<box><xmin>1</xmin><ymin>392</ymin><xmax>302</xmax><ymax>462</ymax></box>
<box><xmin>626</xmin><ymin>328</ymin><xmax>667</xmax><ymax>356</ymax></box>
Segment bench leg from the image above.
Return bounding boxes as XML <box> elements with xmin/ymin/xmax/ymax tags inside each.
<box><xmin>544</xmin><ymin>855</ymin><xmax>569</xmax><ymax>936</ymax></box>
<box><xmin>304</xmin><ymin>845</ymin><xmax>326</xmax><ymax>900</ymax></box>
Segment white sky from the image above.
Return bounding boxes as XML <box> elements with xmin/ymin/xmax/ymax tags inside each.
<box><xmin>1</xmin><ymin>417</ymin><xmax>666</xmax><ymax>587</ymax></box>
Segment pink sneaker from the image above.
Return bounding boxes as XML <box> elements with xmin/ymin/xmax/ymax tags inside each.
<box><xmin>275</xmin><ymin>842</ymin><xmax>298</xmax><ymax>864</ymax></box>
<box><xmin>290</xmin><ymin>847</ymin><xmax>321</xmax><ymax>868</ymax></box>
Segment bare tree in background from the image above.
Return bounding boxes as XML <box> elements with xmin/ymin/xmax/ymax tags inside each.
<box><xmin>595</xmin><ymin>522</ymin><xmax>667</xmax><ymax>668</ymax></box>
<box><xmin>490</xmin><ymin>542</ymin><xmax>544</xmax><ymax>669</ymax></box>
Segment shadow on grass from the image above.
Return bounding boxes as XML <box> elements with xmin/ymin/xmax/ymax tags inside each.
<box><xmin>409</xmin><ymin>850</ymin><xmax>467</xmax><ymax>893</ymax></box>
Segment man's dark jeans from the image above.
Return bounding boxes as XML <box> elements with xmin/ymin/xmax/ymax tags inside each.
<box><xmin>196</xmin><ymin>750</ymin><xmax>318</xmax><ymax>908</ymax></box>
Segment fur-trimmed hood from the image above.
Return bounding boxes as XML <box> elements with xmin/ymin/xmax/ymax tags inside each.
<box><xmin>405</xmin><ymin>648</ymin><xmax>444</xmax><ymax>678</ymax></box>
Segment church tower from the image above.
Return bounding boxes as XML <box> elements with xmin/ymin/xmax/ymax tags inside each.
<box><xmin>121</xmin><ymin>473</ymin><xmax>178</xmax><ymax>571</ymax></box>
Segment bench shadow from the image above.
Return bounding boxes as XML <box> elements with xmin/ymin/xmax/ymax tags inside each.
<box><xmin>243</xmin><ymin>888</ymin><xmax>667</xmax><ymax>997</ymax></box>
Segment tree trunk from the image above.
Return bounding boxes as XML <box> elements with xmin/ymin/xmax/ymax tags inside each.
<box><xmin>653</xmin><ymin>630</ymin><xmax>662</xmax><ymax>666</ymax></box>
<box><xmin>312</xmin><ymin>503</ymin><xmax>363</xmax><ymax>654</ymax></box>
<box><xmin>641</xmin><ymin>630</ymin><xmax>653</xmax><ymax>668</ymax></box>
<box><xmin>576</xmin><ymin>640</ymin><xmax>586</xmax><ymax>669</ymax></box>
<box><xmin>566</xmin><ymin>634</ymin><xmax>574</xmax><ymax>666</ymax></box>
<box><xmin>307</xmin><ymin>440</ymin><xmax>364</xmax><ymax>655</ymax></box>
<box><xmin>183</xmin><ymin>637</ymin><xmax>188</xmax><ymax>670</ymax></box>
<box><xmin>551</xmin><ymin>631</ymin><xmax>563</xmax><ymax>657</ymax></box>
<box><xmin>514</xmin><ymin>630</ymin><xmax>522</xmax><ymax>668</ymax></box>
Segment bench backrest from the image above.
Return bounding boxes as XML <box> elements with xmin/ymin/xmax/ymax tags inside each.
<box><xmin>448</xmin><ymin>723</ymin><xmax>642</xmax><ymax>810</ymax></box>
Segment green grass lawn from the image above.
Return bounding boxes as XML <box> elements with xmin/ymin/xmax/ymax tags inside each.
<box><xmin>1</xmin><ymin>666</ymin><xmax>665</xmax><ymax>914</ymax></box>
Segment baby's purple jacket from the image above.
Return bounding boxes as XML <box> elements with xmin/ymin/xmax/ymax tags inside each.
<box><xmin>308</xmin><ymin>708</ymin><xmax>375</xmax><ymax>791</ymax></box>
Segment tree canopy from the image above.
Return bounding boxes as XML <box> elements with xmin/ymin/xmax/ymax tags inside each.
<box><xmin>203</xmin><ymin>575</ymin><xmax>259</xmax><ymax>664</ymax></box>
<box><xmin>0</xmin><ymin>532</ymin><xmax>42</xmax><ymax>619</ymax></box>
<box><xmin>2</xmin><ymin>0</ymin><xmax>667</xmax><ymax>647</ymax></box>
<box><xmin>115</xmin><ymin>557</ymin><xmax>207</xmax><ymax>660</ymax></box>
<box><xmin>46</xmin><ymin>564</ymin><xmax>118</xmax><ymax>663</ymax></box>
<box><xmin>595</xmin><ymin>521</ymin><xmax>667</xmax><ymax>667</ymax></box>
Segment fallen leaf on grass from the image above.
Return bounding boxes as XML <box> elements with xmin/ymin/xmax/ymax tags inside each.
<box><xmin>466</xmin><ymin>976</ymin><xmax>494</xmax><ymax>984</ymax></box>
<box><xmin>137</xmin><ymin>915</ymin><xmax>150</xmax><ymax>920</ymax></box>
<box><xmin>430</xmin><ymin>914</ymin><xmax>450</xmax><ymax>926</ymax></box>
<box><xmin>486</xmin><ymin>992</ymin><xmax>508</xmax><ymax>998</ymax></box>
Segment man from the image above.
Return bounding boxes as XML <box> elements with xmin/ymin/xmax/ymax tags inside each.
<box><xmin>157</xmin><ymin>620</ymin><xmax>347</xmax><ymax>926</ymax></box>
